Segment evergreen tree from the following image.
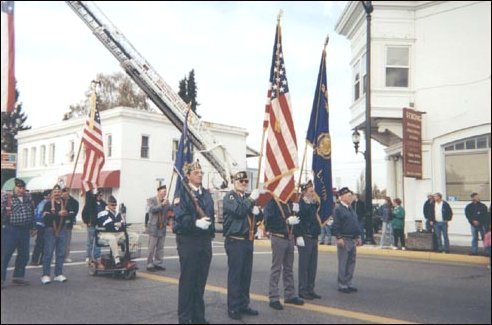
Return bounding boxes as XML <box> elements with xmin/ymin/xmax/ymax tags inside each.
<box><xmin>178</xmin><ymin>76</ymin><xmax>189</xmax><ymax>104</ymax></box>
<box><xmin>187</xmin><ymin>69</ymin><xmax>199</xmax><ymax>114</ymax></box>
<box><xmin>1</xmin><ymin>89</ymin><xmax>31</xmax><ymax>153</ymax></box>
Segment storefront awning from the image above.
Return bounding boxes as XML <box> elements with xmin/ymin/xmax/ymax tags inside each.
<box><xmin>27</xmin><ymin>174</ymin><xmax>63</xmax><ymax>192</ymax></box>
<box><xmin>1</xmin><ymin>177</ymin><xmax>34</xmax><ymax>192</ymax></box>
<box><xmin>61</xmin><ymin>170</ymin><xmax>120</xmax><ymax>189</ymax></box>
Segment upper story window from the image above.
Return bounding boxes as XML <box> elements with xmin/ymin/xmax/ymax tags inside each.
<box><xmin>48</xmin><ymin>143</ymin><xmax>55</xmax><ymax>165</ymax></box>
<box><xmin>40</xmin><ymin>145</ymin><xmax>46</xmax><ymax>166</ymax></box>
<box><xmin>107</xmin><ymin>134</ymin><xmax>112</xmax><ymax>158</ymax></box>
<box><xmin>361</xmin><ymin>53</ymin><xmax>367</xmax><ymax>94</ymax></box>
<box><xmin>385</xmin><ymin>47</ymin><xmax>409</xmax><ymax>87</ymax></box>
<box><xmin>68</xmin><ymin>140</ymin><xmax>75</xmax><ymax>162</ymax></box>
<box><xmin>172</xmin><ymin>139</ymin><xmax>179</xmax><ymax>161</ymax></box>
<box><xmin>22</xmin><ymin>148</ymin><xmax>28</xmax><ymax>168</ymax></box>
<box><xmin>141</xmin><ymin>135</ymin><xmax>149</xmax><ymax>159</ymax></box>
<box><xmin>30</xmin><ymin>147</ymin><xmax>36</xmax><ymax>167</ymax></box>
<box><xmin>353</xmin><ymin>59</ymin><xmax>360</xmax><ymax>101</ymax></box>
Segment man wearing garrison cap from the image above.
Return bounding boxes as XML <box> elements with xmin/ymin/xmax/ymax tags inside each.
<box><xmin>173</xmin><ymin>159</ymin><xmax>215</xmax><ymax>324</ymax></box>
<box><xmin>332</xmin><ymin>187</ymin><xmax>362</xmax><ymax>293</ymax></box>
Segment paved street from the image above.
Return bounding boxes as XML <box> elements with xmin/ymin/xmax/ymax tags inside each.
<box><xmin>1</xmin><ymin>228</ymin><xmax>490</xmax><ymax>324</ymax></box>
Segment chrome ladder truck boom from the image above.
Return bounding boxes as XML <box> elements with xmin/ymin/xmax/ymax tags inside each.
<box><xmin>66</xmin><ymin>1</ymin><xmax>233</xmax><ymax>188</ymax></box>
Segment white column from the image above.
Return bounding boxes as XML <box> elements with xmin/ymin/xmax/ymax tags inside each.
<box><xmin>386</xmin><ymin>157</ymin><xmax>396</xmax><ymax>197</ymax></box>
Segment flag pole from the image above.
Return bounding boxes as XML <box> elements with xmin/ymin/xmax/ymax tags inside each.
<box><xmin>297</xmin><ymin>142</ymin><xmax>308</xmax><ymax>190</ymax></box>
<box><xmin>68</xmin><ymin>81</ymin><xmax>98</xmax><ymax>190</ymax></box>
<box><xmin>167</xmin><ymin>171</ymin><xmax>175</xmax><ymax>200</ymax></box>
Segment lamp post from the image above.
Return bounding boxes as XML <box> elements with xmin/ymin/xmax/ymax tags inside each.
<box><xmin>360</xmin><ymin>0</ymin><xmax>374</xmax><ymax>244</ymax></box>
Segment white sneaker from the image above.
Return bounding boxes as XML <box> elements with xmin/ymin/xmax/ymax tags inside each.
<box><xmin>392</xmin><ymin>246</ymin><xmax>398</xmax><ymax>250</ymax></box>
<box><xmin>401</xmin><ymin>247</ymin><xmax>406</xmax><ymax>251</ymax></box>
<box><xmin>41</xmin><ymin>275</ymin><xmax>51</xmax><ymax>285</ymax></box>
<box><xmin>85</xmin><ymin>257</ymin><xmax>90</xmax><ymax>264</ymax></box>
<box><xmin>64</xmin><ymin>258</ymin><xmax>72</xmax><ymax>263</ymax></box>
<box><xmin>54</xmin><ymin>275</ymin><xmax>67</xmax><ymax>283</ymax></box>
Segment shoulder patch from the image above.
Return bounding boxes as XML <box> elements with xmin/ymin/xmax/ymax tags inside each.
<box><xmin>173</xmin><ymin>197</ymin><xmax>180</xmax><ymax>205</ymax></box>
<box><xmin>229</xmin><ymin>195</ymin><xmax>235</xmax><ymax>200</ymax></box>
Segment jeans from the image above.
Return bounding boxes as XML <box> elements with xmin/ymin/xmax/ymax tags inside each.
<box><xmin>1</xmin><ymin>225</ymin><xmax>31</xmax><ymax>282</ymax></box>
<box><xmin>43</xmin><ymin>228</ymin><xmax>66</xmax><ymax>277</ymax></box>
<box><xmin>319</xmin><ymin>224</ymin><xmax>332</xmax><ymax>244</ymax></box>
<box><xmin>86</xmin><ymin>226</ymin><xmax>101</xmax><ymax>260</ymax></box>
<box><xmin>434</xmin><ymin>222</ymin><xmax>450</xmax><ymax>252</ymax></box>
<box><xmin>379</xmin><ymin>222</ymin><xmax>393</xmax><ymax>247</ymax></box>
<box><xmin>359</xmin><ymin>219</ymin><xmax>366</xmax><ymax>243</ymax></box>
<box><xmin>470</xmin><ymin>225</ymin><xmax>485</xmax><ymax>254</ymax></box>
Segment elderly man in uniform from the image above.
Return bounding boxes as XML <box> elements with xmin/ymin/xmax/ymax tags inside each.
<box><xmin>146</xmin><ymin>185</ymin><xmax>171</xmax><ymax>271</ymax></box>
<box><xmin>1</xmin><ymin>178</ymin><xmax>36</xmax><ymax>288</ymax></box>
<box><xmin>223</xmin><ymin>171</ymin><xmax>261</xmax><ymax>320</ymax></box>
<box><xmin>264</xmin><ymin>193</ymin><xmax>304</xmax><ymax>310</ymax></box>
<box><xmin>332</xmin><ymin>187</ymin><xmax>362</xmax><ymax>293</ymax></box>
<box><xmin>295</xmin><ymin>180</ymin><xmax>322</xmax><ymax>300</ymax></box>
<box><xmin>173</xmin><ymin>160</ymin><xmax>215</xmax><ymax>325</ymax></box>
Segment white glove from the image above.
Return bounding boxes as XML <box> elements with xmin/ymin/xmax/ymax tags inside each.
<box><xmin>296</xmin><ymin>236</ymin><xmax>305</xmax><ymax>247</ymax></box>
<box><xmin>252</xmin><ymin>206</ymin><xmax>260</xmax><ymax>215</ymax></box>
<box><xmin>195</xmin><ymin>217</ymin><xmax>211</xmax><ymax>230</ymax></box>
<box><xmin>292</xmin><ymin>203</ymin><xmax>300</xmax><ymax>213</ymax></box>
<box><xmin>287</xmin><ymin>216</ymin><xmax>300</xmax><ymax>225</ymax></box>
<box><xmin>114</xmin><ymin>222</ymin><xmax>122</xmax><ymax>228</ymax></box>
<box><xmin>249</xmin><ymin>189</ymin><xmax>260</xmax><ymax>201</ymax></box>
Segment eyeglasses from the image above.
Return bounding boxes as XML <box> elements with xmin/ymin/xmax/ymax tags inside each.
<box><xmin>108</xmin><ymin>203</ymin><xmax>117</xmax><ymax>207</ymax></box>
<box><xmin>239</xmin><ymin>179</ymin><xmax>249</xmax><ymax>184</ymax></box>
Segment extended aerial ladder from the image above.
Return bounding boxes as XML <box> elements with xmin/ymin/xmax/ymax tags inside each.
<box><xmin>66</xmin><ymin>1</ymin><xmax>234</xmax><ymax>188</ymax></box>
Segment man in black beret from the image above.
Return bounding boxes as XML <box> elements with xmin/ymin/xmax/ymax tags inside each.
<box><xmin>332</xmin><ymin>187</ymin><xmax>362</xmax><ymax>293</ymax></box>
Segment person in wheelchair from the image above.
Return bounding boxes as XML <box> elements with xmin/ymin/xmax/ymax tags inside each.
<box><xmin>96</xmin><ymin>195</ymin><xmax>126</xmax><ymax>267</ymax></box>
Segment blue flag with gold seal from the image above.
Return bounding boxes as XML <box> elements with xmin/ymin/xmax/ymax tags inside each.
<box><xmin>306</xmin><ymin>43</ymin><xmax>333</xmax><ymax>223</ymax></box>
<box><xmin>173</xmin><ymin>109</ymin><xmax>193</xmax><ymax>199</ymax></box>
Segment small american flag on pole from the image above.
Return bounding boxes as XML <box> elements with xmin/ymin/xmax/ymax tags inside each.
<box><xmin>263</xmin><ymin>19</ymin><xmax>298</xmax><ymax>203</ymax></box>
<box><xmin>1</xmin><ymin>0</ymin><xmax>15</xmax><ymax>113</ymax></box>
<box><xmin>81</xmin><ymin>95</ymin><xmax>105</xmax><ymax>192</ymax></box>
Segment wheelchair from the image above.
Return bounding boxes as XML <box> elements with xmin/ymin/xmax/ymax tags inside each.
<box><xmin>88</xmin><ymin>224</ymin><xmax>139</xmax><ymax>280</ymax></box>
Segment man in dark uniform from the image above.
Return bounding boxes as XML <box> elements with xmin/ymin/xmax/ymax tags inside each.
<box><xmin>264</xmin><ymin>194</ymin><xmax>304</xmax><ymax>310</ymax></box>
<box><xmin>173</xmin><ymin>160</ymin><xmax>215</xmax><ymax>324</ymax></box>
<box><xmin>223</xmin><ymin>171</ymin><xmax>261</xmax><ymax>320</ymax></box>
<box><xmin>332</xmin><ymin>187</ymin><xmax>362</xmax><ymax>293</ymax></box>
<box><xmin>294</xmin><ymin>180</ymin><xmax>322</xmax><ymax>300</ymax></box>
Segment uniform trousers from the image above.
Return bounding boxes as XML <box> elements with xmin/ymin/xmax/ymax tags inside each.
<box><xmin>225</xmin><ymin>238</ymin><xmax>253</xmax><ymax>312</ymax></box>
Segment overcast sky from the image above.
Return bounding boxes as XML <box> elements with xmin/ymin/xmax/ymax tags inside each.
<box><xmin>13</xmin><ymin>1</ymin><xmax>386</xmax><ymax>190</ymax></box>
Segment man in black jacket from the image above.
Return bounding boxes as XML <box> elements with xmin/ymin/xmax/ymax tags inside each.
<box><xmin>332</xmin><ymin>187</ymin><xmax>361</xmax><ymax>293</ymax></box>
<box><xmin>429</xmin><ymin>193</ymin><xmax>453</xmax><ymax>253</ymax></box>
<box><xmin>465</xmin><ymin>192</ymin><xmax>488</xmax><ymax>255</ymax></box>
<box><xmin>173</xmin><ymin>160</ymin><xmax>214</xmax><ymax>324</ymax></box>
<box><xmin>223</xmin><ymin>171</ymin><xmax>261</xmax><ymax>320</ymax></box>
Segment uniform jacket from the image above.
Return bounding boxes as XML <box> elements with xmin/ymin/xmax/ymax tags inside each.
<box><xmin>64</xmin><ymin>196</ymin><xmax>79</xmax><ymax>230</ymax></box>
<box><xmin>173</xmin><ymin>184</ymin><xmax>215</xmax><ymax>237</ymax></box>
<box><xmin>264</xmin><ymin>198</ymin><xmax>292</xmax><ymax>237</ymax></box>
<box><xmin>332</xmin><ymin>203</ymin><xmax>361</xmax><ymax>239</ymax></box>
<box><xmin>294</xmin><ymin>197</ymin><xmax>321</xmax><ymax>238</ymax></box>
<box><xmin>222</xmin><ymin>190</ymin><xmax>256</xmax><ymax>238</ymax></box>
<box><xmin>147</xmin><ymin>196</ymin><xmax>170</xmax><ymax>237</ymax></box>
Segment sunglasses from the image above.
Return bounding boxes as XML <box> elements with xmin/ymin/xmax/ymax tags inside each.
<box><xmin>238</xmin><ymin>179</ymin><xmax>249</xmax><ymax>184</ymax></box>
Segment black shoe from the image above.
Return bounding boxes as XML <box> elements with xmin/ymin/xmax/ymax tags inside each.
<box><xmin>240</xmin><ymin>307</ymin><xmax>259</xmax><ymax>316</ymax></box>
<box><xmin>154</xmin><ymin>265</ymin><xmax>166</xmax><ymax>271</ymax></box>
<box><xmin>310</xmin><ymin>292</ymin><xmax>322</xmax><ymax>299</ymax></box>
<box><xmin>348</xmin><ymin>287</ymin><xmax>358</xmax><ymax>292</ymax></box>
<box><xmin>192</xmin><ymin>319</ymin><xmax>209</xmax><ymax>324</ymax></box>
<box><xmin>228</xmin><ymin>310</ymin><xmax>242</xmax><ymax>320</ymax></box>
<box><xmin>269</xmin><ymin>300</ymin><xmax>283</xmax><ymax>310</ymax></box>
<box><xmin>146</xmin><ymin>267</ymin><xmax>156</xmax><ymax>272</ymax></box>
<box><xmin>284</xmin><ymin>297</ymin><xmax>304</xmax><ymax>305</ymax></box>
<box><xmin>299</xmin><ymin>293</ymin><xmax>314</xmax><ymax>300</ymax></box>
<box><xmin>338</xmin><ymin>288</ymin><xmax>351</xmax><ymax>294</ymax></box>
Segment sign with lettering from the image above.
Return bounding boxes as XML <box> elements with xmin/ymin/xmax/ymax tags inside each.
<box><xmin>403</xmin><ymin>108</ymin><xmax>422</xmax><ymax>179</ymax></box>
<box><xmin>1</xmin><ymin>153</ymin><xmax>17</xmax><ymax>170</ymax></box>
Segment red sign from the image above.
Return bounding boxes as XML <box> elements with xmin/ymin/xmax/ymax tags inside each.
<box><xmin>403</xmin><ymin>108</ymin><xmax>423</xmax><ymax>179</ymax></box>
<box><xmin>1</xmin><ymin>153</ymin><xmax>17</xmax><ymax>170</ymax></box>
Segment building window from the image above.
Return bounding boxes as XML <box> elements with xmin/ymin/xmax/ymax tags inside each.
<box><xmin>22</xmin><ymin>148</ymin><xmax>28</xmax><ymax>168</ymax></box>
<box><xmin>353</xmin><ymin>60</ymin><xmax>360</xmax><ymax>101</ymax></box>
<box><xmin>68</xmin><ymin>140</ymin><xmax>75</xmax><ymax>162</ymax></box>
<box><xmin>40</xmin><ymin>145</ymin><xmax>46</xmax><ymax>166</ymax></box>
<box><xmin>361</xmin><ymin>53</ymin><xmax>367</xmax><ymax>94</ymax></box>
<box><xmin>141</xmin><ymin>135</ymin><xmax>149</xmax><ymax>159</ymax></box>
<box><xmin>444</xmin><ymin>134</ymin><xmax>491</xmax><ymax>201</ymax></box>
<box><xmin>385</xmin><ymin>47</ymin><xmax>409</xmax><ymax>87</ymax></box>
<box><xmin>107</xmin><ymin>134</ymin><xmax>112</xmax><ymax>158</ymax></box>
<box><xmin>30</xmin><ymin>147</ymin><xmax>37</xmax><ymax>167</ymax></box>
<box><xmin>172</xmin><ymin>139</ymin><xmax>179</xmax><ymax>161</ymax></box>
<box><xmin>49</xmin><ymin>143</ymin><xmax>55</xmax><ymax>165</ymax></box>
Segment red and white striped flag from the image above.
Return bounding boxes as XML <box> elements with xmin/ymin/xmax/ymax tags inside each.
<box><xmin>81</xmin><ymin>104</ymin><xmax>105</xmax><ymax>192</ymax></box>
<box><xmin>1</xmin><ymin>1</ymin><xmax>15</xmax><ymax>113</ymax></box>
<box><xmin>263</xmin><ymin>22</ymin><xmax>298</xmax><ymax>203</ymax></box>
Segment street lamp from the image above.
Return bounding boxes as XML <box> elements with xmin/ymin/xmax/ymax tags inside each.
<box><xmin>352</xmin><ymin>129</ymin><xmax>361</xmax><ymax>155</ymax></box>
<box><xmin>360</xmin><ymin>0</ymin><xmax>375</xmax><ymax>244</ymax></box>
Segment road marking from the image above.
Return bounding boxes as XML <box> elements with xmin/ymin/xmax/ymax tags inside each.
<box><xmin>138</xmin><ymin>271</ymin><xmax>417</xmax><ymax>324</ymax></box>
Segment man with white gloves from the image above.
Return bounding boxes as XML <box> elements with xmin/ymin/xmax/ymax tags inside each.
<box><xmin>294</xmin><ymin>181</ymin><xmax>322</xmax><ymax>300</ymax></box>
<box><xmin>173</xmin><ymin>160</ymin><xmax>215</xmax><ymax>324</ymax></box>
<box><xmin>223</xmin><ymin>171</ymin><xmax>262</xmax><ymax>320</ymax></box>
<box><xmin>264</xmin><ymin>193</ymin><xmax>304</xmax><ymax>311</ymax></box>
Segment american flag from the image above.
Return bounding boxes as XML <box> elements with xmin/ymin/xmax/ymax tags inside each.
<box><xmin>81</xmin><ymin>103</ymin><xmax>105</xmax><ymax>192</ymax></box>
<box><xmin>1</xmin><ymin>1</ymin><xmax>15</xmax><ymax>113</ymax></box>
<box><xmin>263</xmin><ymin>22</ymin><xmax>298</xmax><ymax>203</ymax></box>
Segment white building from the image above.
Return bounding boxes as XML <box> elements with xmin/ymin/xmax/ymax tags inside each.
<box><xmin>336</xmin><ymin>1</ymin><xmax>491</xmax><ymax>240</ymax></box>
<box><xmin>11</xmin><ymin>107</ymin><xmax>254</xmax><ymax>223</ymax></box>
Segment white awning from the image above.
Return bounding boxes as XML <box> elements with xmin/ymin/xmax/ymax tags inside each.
<box><xmin>26</xmin><ymin>174</ymin><xmax>64</xmax><ymax>191</ymax></box>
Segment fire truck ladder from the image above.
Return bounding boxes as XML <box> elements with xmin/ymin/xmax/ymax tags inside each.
<box><xmin>66</xmin><ymin>1</ymin><xmax>233</xmax><ymax>187</ymax></box>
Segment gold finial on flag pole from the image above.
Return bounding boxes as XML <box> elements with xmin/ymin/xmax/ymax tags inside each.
<box><xmin>324</xmin><ymin>34</ymin><xmax>330</xmax><ymax>48</ymax></box>
<box><xmin>277</xmin><ymin>9</ymin><xmax>283</xmax><ymax>24</ymax></box>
